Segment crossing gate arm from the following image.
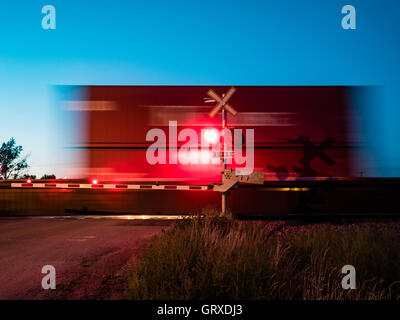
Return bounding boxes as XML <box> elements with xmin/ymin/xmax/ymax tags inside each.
<box><xmin>10</xmin><ymin>183</ymin><xmax>211</xmax><ymax>191</ymax></box>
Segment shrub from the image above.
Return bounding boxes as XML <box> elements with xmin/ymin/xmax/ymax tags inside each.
<box><xmin>126</xmin><ymin>216</ymin><xmax>400</xmax><ymax>300</ymax></box>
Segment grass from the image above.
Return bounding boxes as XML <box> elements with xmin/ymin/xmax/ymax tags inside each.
<box><xmin>126</xmin><ymin>211</ymin><xmax>400</xmax><ymax>300</ymax></box>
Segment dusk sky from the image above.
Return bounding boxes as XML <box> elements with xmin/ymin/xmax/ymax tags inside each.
<box><xmin>1</xmin><ymin>0</ymin><xmax>400</xmax><ymax>177</ymax></box>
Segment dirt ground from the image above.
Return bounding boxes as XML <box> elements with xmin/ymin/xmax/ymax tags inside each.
<box><xmin>0</xmin><ymin>217</ymin><xmax>172</xmax><ymax>299</ymax></box>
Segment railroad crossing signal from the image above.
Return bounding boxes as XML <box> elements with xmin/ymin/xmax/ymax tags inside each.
<box><xmin>206</xmin><ymin>87</ymin><xmax>265</xmax><ymax>216</ymax></box>
<box><xmin>207</xmin><ymin>87</ymin><xmax>238</xmax><ymax>118</ymax></box>
<box><xmin>207</xmin><ymin>87</ymin><xmax>238</xmax><ymax>216</ymax></box>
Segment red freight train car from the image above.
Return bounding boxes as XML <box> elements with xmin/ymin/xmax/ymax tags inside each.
<box><xmin>59</xmin><ymin>86</ymin><xmax>355</xmax><ymax>183</ymax></box>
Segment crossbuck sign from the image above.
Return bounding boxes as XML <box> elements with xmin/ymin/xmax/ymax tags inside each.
<box><xmin>207</xmin><ymin>87</ymin><xmax>238</xmax><ymax>118</ymax></box>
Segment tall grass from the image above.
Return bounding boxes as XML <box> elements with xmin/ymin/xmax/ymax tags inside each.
<box><xmin>126</xmin><ymin>214</ymin><xmax>400</xmax><ymax>300</ymax></box>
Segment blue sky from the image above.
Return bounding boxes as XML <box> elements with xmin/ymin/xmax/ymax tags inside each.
<box><xmin>0</xmin><ymin>0</ymin><xmax>399</xmax><ymax>177</ymax></box>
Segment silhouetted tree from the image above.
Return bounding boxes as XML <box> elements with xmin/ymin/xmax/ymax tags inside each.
<box><xmin>0</xmin><ymin>138</ymin><xmax>29</xmax><ymax>179</ymax></box>
<box><xmin>22</xmin><ymin>174</ymin><xmax>36</xmax><ymax>179</ymax></box>
<box><xmin>41</xmin><ymin>174</ymin><xmax>56</xmax><ymax>179</ymax></box>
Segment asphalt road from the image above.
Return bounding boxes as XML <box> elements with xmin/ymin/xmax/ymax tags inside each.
<box><xmin>0</xmin><ymin>217</ymin><xmax>172</xmax><ymax>299</ymax></box>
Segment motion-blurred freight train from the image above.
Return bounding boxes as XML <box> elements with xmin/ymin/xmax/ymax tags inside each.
<box><xmin>58</xmin><ymin>86</ymin><xmax>359</xmax><ymax>183</ymax></box>
<box><xmin>3</xmin><ymin>85</ymin><xmax>392</xmax><ymax>216</ymax></box>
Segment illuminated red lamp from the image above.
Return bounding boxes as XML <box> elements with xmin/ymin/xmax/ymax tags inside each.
<box><xmin>91</xmin><ymin>179</ymin><xmax>98</xmax><ymax>185</ymax></box>
<box><xmin>203</xmin><ymin>129</ymin><xmax>219</xmax><ymax>144</ymax></box>
<box><xmin>26</xmin><ymin>179</ymin><xmax>32</xmax><ymax>184</ymax></box>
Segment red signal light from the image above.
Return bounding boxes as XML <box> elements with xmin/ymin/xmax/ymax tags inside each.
<box><xmin>26</xmin><ymin>179</ymin><xmax>32</xmax><ymax>184</ymax></box>
<box><xmin>203</xmin><ymin>129</ymin><xmax>219</xmax><ymax>144</ymax></box>
<box><xmin>91</xmin><ymin>179</ymin><xmax>98</xmax><ymax>185</ymax></box>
